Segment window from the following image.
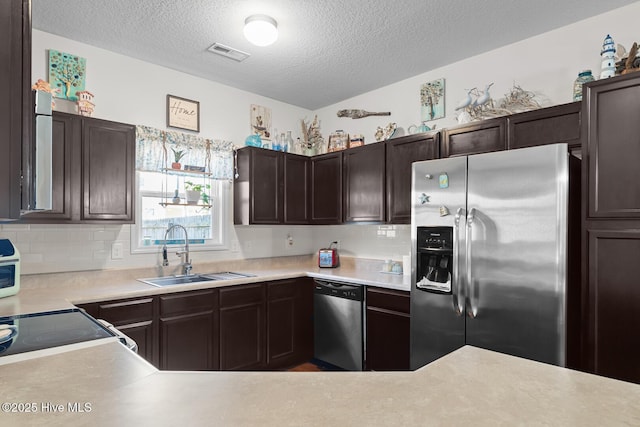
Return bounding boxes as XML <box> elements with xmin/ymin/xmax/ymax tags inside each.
<box><xmin>131</xmin><ymin>170</ymin><xmax>229</xmax><ymax>253</ymax></box>
<box><xmin>131</xmin><ymin>125</ymin><xmax>235</xmax><ymax>253</ymax></box>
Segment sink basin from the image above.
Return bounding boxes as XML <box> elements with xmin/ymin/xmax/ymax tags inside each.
<box><xmin>199</xmin><ymin>271</ymin><xmax>256</xmax><ymax>280</ymax></box>
<box><xmin>138</xmin><ymin>275</ymin><xmax>217</xmax><ymax>287</ymax></box>
<box><xmin>138</xmin><ymin>272</ymin><xmax>255</xmax><ymax>287</ymax></box>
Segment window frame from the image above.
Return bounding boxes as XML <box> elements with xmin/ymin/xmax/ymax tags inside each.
<box><xmin>130</xmin><ymin>171</ymin><xmax>230</xmax><ymax>254</ymax></box>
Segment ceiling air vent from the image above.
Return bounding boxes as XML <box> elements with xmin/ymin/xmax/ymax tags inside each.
<box><xmin>207</xmin><ymin>43</ymin><xmax>250</xmax><ymax>62</ymax></box>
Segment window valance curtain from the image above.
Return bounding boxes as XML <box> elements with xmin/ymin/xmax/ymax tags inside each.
<box><xmin>135</xmin><ymin>125</ymin><xmax>235</xmax><ymax>180</ymax></box>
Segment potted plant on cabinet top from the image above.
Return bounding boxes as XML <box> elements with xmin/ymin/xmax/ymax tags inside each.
<box><xmin>171</xmin><ymin>148</ymin><xmax>186</xmax><ymax>169</ymax></box>
<box><xmin>184</xmin><ymin>181</ymin><xmax>211</xmax><ymax>205</ymax></box>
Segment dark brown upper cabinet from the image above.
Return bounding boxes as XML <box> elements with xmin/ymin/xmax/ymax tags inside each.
<box><xmin>81</xmin><ymin>117</ymin><xmax>135</xmax><ymax>222</ymax></box>
<box><xmin>343</xmin><ymin>143</ymin><xmax>386</xmax><ymax>222</ymax></box>
<box><xmin>584</xmin><ymin>73</ymin><xmax>640</xmax><ymax>219</ymax></box>
<box><xmin>21</xmin><ymin>112</ymin><xmax>135</xmax><ymax>223</ymax></box>
<box><xmin>508</xmin><ymin>102</ymin><xmax>581</xmax><ymax>150</ymax></box>
<box><xmin>234</xmin><ymin>147</ymin><xmax>310</xmax><ymax>225</ymax></box>
<box><xmin>234</xmin><ymin>147</ymin><xmax>283</xmax><ymax>225</ymax></box>
<box><xmin>283</xmin><ymin>153</ymin><xmax>310</xmax><ymax>224</ymax></box>
<box><xmin>386</xmin><ymin>132</ymin><xmax>440</xmax><ymax>224</ymax></box>
<box><xmin>441</xmin><ymin>117</ymin><xmax>506</xmax><ymax>157</ymax></box>
<box><xmin>310</xmin><ymin>151</ymin><xmax>343</xmax><ymax>224</ymax></box>
<box><xmin>0</xmin><ymin>0</ymin><xmax>31</xmax><ymax>219</ymax></box>
<box><xmin>20</xmin><ymin>112</ymin><xmax>76</xmax><ymax>221</ymax></box>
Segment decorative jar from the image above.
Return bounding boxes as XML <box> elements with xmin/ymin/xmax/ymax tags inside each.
<box><xmin>573</xmin><ymin>70</ymin><xmax>595</xmax><ymax>101</ymax></box>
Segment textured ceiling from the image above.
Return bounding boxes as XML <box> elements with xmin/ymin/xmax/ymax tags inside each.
<box><xmin>32</xmin><ymin>0</ymin><xmax>638</xmax><ymax>110</ymax></box>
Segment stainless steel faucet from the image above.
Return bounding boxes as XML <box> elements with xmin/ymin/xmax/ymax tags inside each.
<box><xmin>162</xmin><ymin>224</ymin><xmax>192</xmax><ymax>276</ymax></box>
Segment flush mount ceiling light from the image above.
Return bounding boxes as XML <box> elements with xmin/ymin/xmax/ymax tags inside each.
<box><xmin>243</xmin><ymin>14</ymin><xmax>278</xmax><ymax>47</ymax></box>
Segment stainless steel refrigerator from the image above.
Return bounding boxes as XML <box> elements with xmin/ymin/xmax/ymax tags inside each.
<box><xmin>410</xmin><ymin>143</ymin><xmax>577</xmax><ymax>370</ymax></box>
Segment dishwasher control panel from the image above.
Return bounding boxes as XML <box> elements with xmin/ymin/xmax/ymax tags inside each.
<box><xmin>313</xmin><ymin>281</ymin><xmax>363</xmax><ymax>301</ymax></box>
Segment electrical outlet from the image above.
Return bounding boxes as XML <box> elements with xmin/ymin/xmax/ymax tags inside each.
<box><xmin>111</xmin><ymin>242</ymin><xmax>123</xmax><ymax>260</ymax></box>
<box><xmin>230</xmin><ymin>240</ymin><xmax>239</xmax><ymax>252</ymax></box>
<box><xmin>287</xmin><ymin>234</ymin><xmax>294</xmax><ymax>246</ymax></box>
<box><xmin>334</xmin><ymin>240</ymin><xmax>340</xmax><ymax>249</ymax></box>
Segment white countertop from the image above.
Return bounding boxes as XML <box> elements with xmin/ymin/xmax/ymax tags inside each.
<box><xmin>1</xmin><ymin>256</ymin><xmax>640</xmax><ymax>425</ymax></box>
<box><xmin>1</xmin><ymin>341</ymin><xmax>639</xmax><ymax>426</ymax></box>
<box><xmin>0</xmin><ymin>256</ymin><xmax>409</xmax><ymax>317</ymax></box>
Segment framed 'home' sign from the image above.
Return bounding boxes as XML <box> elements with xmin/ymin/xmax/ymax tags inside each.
<box><xmin>167</xmin><ymin>94</ymin><xmax>200</xmax><ymax>132</ymax></box>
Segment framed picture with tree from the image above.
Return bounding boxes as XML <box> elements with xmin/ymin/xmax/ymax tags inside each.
<box><xmin>420</xmin><ymin>78</ymin><xmax>445</xmax><ymax>121</ymax></box>
<box><xmin>48</xmin><ymin>50</ymin><xmax>86</xmax><ymax>101</ymax></box>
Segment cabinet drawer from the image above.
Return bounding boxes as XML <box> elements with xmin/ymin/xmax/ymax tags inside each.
<box><xmin>96</xmin><ymin>297</ymin><xmax>154</xmax><ymax>325</ymax></box>
<box><xmin>366</xmin><ymin>287</ymin><xmax>410</xmax><ymax>314</ymax></box>
<box><xmin>159</xmin><ymin>289</ymin><xmax>218</xmax><ymax>316</ymax></box>
<box><xmin>267</xmin><ymin>279</ymin><xmax>308</xmax><ymax>300</ymax></box>
<box><xmin>220</xmin><ymin>284</ymin><xmax>265</xmax><ymax>308</ymax></box>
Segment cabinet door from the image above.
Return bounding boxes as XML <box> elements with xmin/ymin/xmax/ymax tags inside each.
<box><xmin>386</xmin><ymin>133</ymin><xmax>440</xmax><ymax>224</ymax></box>
<box><xmin>343</xmin><ymin>143</ymin><xmax>386</xmax><ymax>222</ymax></box>
<box><xmin>219</xmin><ymin>284</ymin><xmax>266</xmax><ymax>370</ymax></box>
<box><xmin>508</xmin><ymin>102</ymin><xmax>580</xmax><ymax>150</ymax></box>
<box><xmin>81</xmin><ymin>117</ymin><xmax>135</xmax><ymax>222</ymax></box>
<box><xmin>251</xmin><ymin>148</ymin><xmax>283</xmax><ymax>224</ymax></box>
<box><xmin>0</xmin><ymin>0</ymin><xmax>29</xmax><ymax>219</ymax></box>
<box><xmin>365</xmin><ymin>287</ymin><xmax>410</xmax><ymax>371</ymax></box>
<box><xmin>585</xmin><ymin>74</ymin><xmax>640</xmax><ymax>218</ymax></box>
<box><xmin>442</xmin><ymin>117</ymin><xmax>506</xmax><ymax>157</ymax></box>
<box><xmin>21</xmin><ymin>112</ymin><xmax>77</xmax><ymax>221</ymax></box>
<box><xmin>266</xmin><ymin>279</ymin><xmax>313</xmax><ymax>369</ymax></box>
<box><xmin>85</xmin><ymin>296</ymin><xmax>158</xmax><ymax>367</ymax></box>
<box><xmin>585</xmin><ymin>227</ymin><xmax>640</xmax><ymax>384</ymax></box>
<box><xmin>310</xmin><ymin>152</ymin><xmax>343</xmax><ymax>224</ymax></box>
<box><xmin>283</xmin><ymin>153</ymin><xmax>309</xmax><ymax>224</ymax></box>
<box><xmin>158</xmin><ymin>290</ymin><xmax>218</xmax><ymax>371</ymax></box>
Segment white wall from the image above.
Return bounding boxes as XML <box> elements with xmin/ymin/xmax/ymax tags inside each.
<box><xmin>3</xmin><ymin>3</ymin><xmax>639</xmax><ymax>274</ymax></box>
<box><xmin>314</xmin><ymin>2</ymin><xmax>640</xmax><ymax>144</ymax></box>
<box><xmin>0</xmin><ymin>30</ymin><xmax>317</xmax><ymax>275</ymax></box>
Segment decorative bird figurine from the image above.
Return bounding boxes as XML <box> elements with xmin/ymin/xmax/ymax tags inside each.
<box><xmin>455</xmin><ymin>88</ymin><xmax>475</xmax><ymax>110</ymax></box>
<box><xmin>475</xmin><ymin>83</ymin><xmax>494</xmax><ymax>107</ymax></box>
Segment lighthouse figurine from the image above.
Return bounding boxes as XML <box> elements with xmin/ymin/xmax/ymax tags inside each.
<box><xmin>600</xmin><ymin>34</ymin><xmax>617</xmax><ymax>79</ymax></box>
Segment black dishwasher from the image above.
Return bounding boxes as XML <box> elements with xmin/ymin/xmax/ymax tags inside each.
<box><xmin>313</xmin><ymin>280</ymin><xmax>364</xmax><ymax>371</ymax></box>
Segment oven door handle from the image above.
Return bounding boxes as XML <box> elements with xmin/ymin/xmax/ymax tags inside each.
<box><xmin>452</xmin><ymin>207</ymin><xmax>465</xmax><ymax>316</ymax></box>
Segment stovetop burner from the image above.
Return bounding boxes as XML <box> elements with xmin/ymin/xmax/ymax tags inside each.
<box><xmin>0</xmin><ymin>309</ymin><xmax>116</xmax><ymax>357</ymax></box>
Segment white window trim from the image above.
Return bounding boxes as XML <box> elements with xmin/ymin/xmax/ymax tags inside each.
<box><xmin>130</xmin><ymin>172</ymin><xmax>231</xmax><ymax>254</ymax></box>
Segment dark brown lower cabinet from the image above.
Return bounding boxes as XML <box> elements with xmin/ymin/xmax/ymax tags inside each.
<box><xmin>584</xmin><ymin>227</ymin><xmax>640</xmax><ymax>384</ymax></box>
<box><xmin>266</xmin><ymin>278</ymin><xmax>313</xmax><ymax>369</ymax></box>
<box><xmin>219</xmin><ymin>284</ymin><xmax>267</xmax><ymax>371</ymax></box>
<box><xmin>78</xmin><ymin>280</ymin><xmax>314</xmax><ymax>372</ymax></box>
<box><xmin>365</xmin><ymin>287</ymin><xmax>410</xmax><ymax>371</ymax></box>
<box><xmin>158</xmin><ymin>289</ymin><xmax>218</xmax><ymax>371</ymax></box>
<box><xmin>78</xmin><ymin>296</ymin><xmax>158</xmax><ymax>367</ymax></box>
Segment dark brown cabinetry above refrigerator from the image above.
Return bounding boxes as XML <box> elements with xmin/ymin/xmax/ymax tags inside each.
<box><xmin>386</xmin><ymin>132</ymin><xmax>439</xmax><ymax>224</ymax></box>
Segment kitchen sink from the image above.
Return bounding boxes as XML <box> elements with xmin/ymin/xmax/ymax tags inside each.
<box><xmin>138</xmin><ymin>272</ymin><xmax>255</xmax><ymax>287</ymax></box>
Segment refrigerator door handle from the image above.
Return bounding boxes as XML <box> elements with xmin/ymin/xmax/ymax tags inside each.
<box><xmin>452</xmin><ymin>207</ymin><xmax>465</xmax><ymax>316</ymax></box>
<box><xmin>465</xmin><ymin>207</ymin><xmax>477</xmax><ymax>319</ymax></box>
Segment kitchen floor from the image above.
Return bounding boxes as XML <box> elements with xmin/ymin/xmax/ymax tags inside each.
<box><xmin>287</xmin><ymin>359</ymin><xmax>344</xmax><ymax>372</ymax></box>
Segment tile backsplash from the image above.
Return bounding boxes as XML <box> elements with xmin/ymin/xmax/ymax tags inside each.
<box><xmin>0</xmin><ymin>223</ymin><xmax>411</xmax><ymax>275</ymax></box>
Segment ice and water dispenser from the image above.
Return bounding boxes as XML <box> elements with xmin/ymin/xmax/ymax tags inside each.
<box><xmin>416</xmin><ymin>227</ymin><xmax>453</xmax><ymax>293</ymax></box>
